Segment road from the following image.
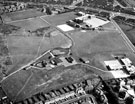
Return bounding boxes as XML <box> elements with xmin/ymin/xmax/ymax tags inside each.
<box><xmin>1</xmin><ymin>6</ymin><xmax>135</xmax><ymax>83</ymax></box>
<box><xmin>40</xmin><ymin>16</ymin><xmax>74</xmax><ymax>49</ymax></box>
<box><xmin>111</xmin><ymin>18</ymin><xmax>135</xmax><ymax>52</ymax></box>
<box><xmin>1</xmin><ymin>7</ymin><xmax>135</xmax><ymax>102</ymax></box>
<box><xmin>0</xmin><ymin>50</ymin><xmax>51</xmax><ymax>83</ymax></box>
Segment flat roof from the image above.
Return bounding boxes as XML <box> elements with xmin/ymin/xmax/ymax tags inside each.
<box><xmin>104</xmin><ymin>60</ymin><xmax>123</xmax><ymax>70</ymax></box>
<box><xmin>121</xmin><ymin>58</ymin><xmax>132</xmax><ymax>67</ymax></box>
<box><xmin>57</xmin><ymin>24</ymin><xmax>74</xmax><ymax>32</ymax></box>
<box><xmin>84</xmin><ymin>17</ymin><xmax>109</xmax><ymax>28</ymax></box>
<box><xmin>110</xmin><ymin>70</ymin><xmax>130</xmax><ymax>78</ymax></box>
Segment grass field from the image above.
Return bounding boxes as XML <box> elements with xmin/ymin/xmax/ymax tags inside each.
<box><xmin>116</xmin><ymin>23</ymin><xmax>135</xmax><ymax>45</ymax></box>
<box><xmin>124</xmin><ymin>0</ymin><xmax>135</xmax><ymax>7</ymax></box>
<box><xmin>6</xmin><ymin>29</ymin><xmax>70</xmax><ymax>74</ymax></box>
<box><xmin>2</xmin><ymin>12</ymin><xmax>135</xmax><ymax>102</ymax></box>
<box><xmin>4</xmin><ymin>16</ymin><xmax>71</xmax><ymax>74</ymax></box>
<box><xmin>42</xmin><ymin>12</ymin><xmax>77</xmax><ymax>26</ymax></box>
<box><xmin>3</xmin><ymin>9</ymin><xmax>45</xmax><ymax>22</ymax></box>
<box><xmin>69</xmin><ymin>25</ymin><xmax>131</xmax><ymax>70</ymax></box>
<box><xmin>8</xmin><ymin>17</ymin><xmax>49</xmax><ymax>32</ymax></box>
<box><xmin>2</xmin><ymin>64</ymin><xmax>101</xmax><ymax>102</ymax></box>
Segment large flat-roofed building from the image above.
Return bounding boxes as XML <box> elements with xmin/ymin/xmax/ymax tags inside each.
<box><xmin>121</xmin><ymin>58</ymin><xmax>132</xmax><ymax>67</ymax></box>
<box><xmin>57</xmin><ymin>24</ymin><xmax>74</xmax><ymax>32</ymax></box>
<box><xmin>84</xmin><ymin>16</ymin><xmax>109</xmax><ymax>28</ymax></box>
<box><xmin>104</xmin><ymin>60</ymin><xmax>123</xmax><ymax>70</ymax></box>
<box><xmin>121</xmin><ymin>58</ymin><xmax>135</xmax><ymax>74</ymax></box>
<box><xmin>74</xmin><ymin>13</ymin><xmax>110</xmax><ymax>28</ymax></box>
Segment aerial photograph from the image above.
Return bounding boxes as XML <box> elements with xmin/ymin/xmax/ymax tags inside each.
<box><xmin>1</xmin><ymin>0</ymin><xmax>135</xmax><ymax>104</ymax></box>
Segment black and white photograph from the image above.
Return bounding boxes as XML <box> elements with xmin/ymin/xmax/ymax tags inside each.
<box><xmin>1</xmin><ymin>0</ymin><xmax>135</xmax><ymax>104</ymax></box>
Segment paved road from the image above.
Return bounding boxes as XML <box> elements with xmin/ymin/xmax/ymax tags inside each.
<box><xmin>111</xmin><ymin>18</ymin><xmax>135</xmax><ymax>52</ymax></box>
<box><xmin>0</xmin><ymin>50</ymin><xmax>51</xmax><ymax>83</ymax></box>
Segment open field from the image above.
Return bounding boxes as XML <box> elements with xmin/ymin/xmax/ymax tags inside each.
<box><xmin>42</xmin><ymin>12</ymin><xmax>132</xmax><ymax>70</ymax></box>
<box><xmin>8</xmin><ymin>17</ymin><xmax>50</xmax><ymax>32</ymax></box>
<box><xmin>6</xmin><ymin>30</ymin><xmax>70</xmax><ymax>74</ymax></box>
<box><xmin>116</xmin><ymin>22</ymin><xmax>135</xmax><ymax>45</ymax></box>
<box><xmin>42</xmin><ymin>12</ymin><xmax>77</xmax><ymax>26</ymax></box>
<box><xmin>2</xmin><ymin>9</ymin><xmax>45</xmax><ymax>22</ymax></box>
<box><xmin>1</xmin><ymin>11</ymin><xmax>135</xmax><ymax>103</ymax></box>
<box><xmin>124</xmin><ymin>0</ymin><xmax>135</xmax><ymax>7</ymax></box>
<box><xmin>4</xmin><ymin>16</ymin><xmax>71</xmax><ymax>74</ymax></box>
<box><xmin>69</xmin><ymin>27</ymin><xmax>131</xmax><ymax>70</ymax></box>
<box><xmin>2</xmin><ymin>63</ymin><xmax>112</xmax><ymax>102</ymax></box>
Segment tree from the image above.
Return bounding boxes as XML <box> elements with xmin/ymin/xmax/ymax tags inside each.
<box><xmin>46</xmin><ymin>7</ymin><xmax>52</xmax><ymax>15</ymax></box>
<box><xmin>125</xmin><ymin>97</ymin><xmax>133</xmax><ymax>104</ymax></box>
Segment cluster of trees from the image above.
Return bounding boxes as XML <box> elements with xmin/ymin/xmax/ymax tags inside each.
<box><xmin>102</xmin><ymin>80</ymin><xmax>120</xmax><ymax>104</ymax></box>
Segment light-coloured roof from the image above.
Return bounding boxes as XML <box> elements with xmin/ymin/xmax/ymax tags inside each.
<box><xmin>121</xmin><ymin>58</ymin><xmax>132</xmax><ymax>67</ymax></box>
<box><xmin>75</xmin><ymin>14</ymin><xmax>91</xmax><ymax>20</ymax></box>
<box><xmin>104</xmin><ymin>60</ymin><xmax>123</xmax><ymax>70</ymax></box>
<box><xmin>84</xmin><ymin>17</ymin><xmax>109</xmax><ymax>28</ymax></box>
<box><xmin>110</xmin><ymin>70</ymin><xmax>130</xmax><ymax>78</ymax></box>
<box><xmin>57</xmin><ymin>24</ymin><xmax>74</xmax><ymax>32</ymax></box>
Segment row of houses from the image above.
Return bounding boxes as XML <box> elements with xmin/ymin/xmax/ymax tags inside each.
<box><xmin>0</xmin><ymin>2</ymin><xmax>27</xmax><ymax>14</ymax></box>
<box><xmin>15</xmin><ymin>78</ymin><xmax>101</xmax><ymax>104</ymax></box>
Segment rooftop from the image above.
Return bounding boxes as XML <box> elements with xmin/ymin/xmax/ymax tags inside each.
<box><xmin>104</xmin><ymin>60</ymin><xmax>123</xmax><ymax>70</ymax></box>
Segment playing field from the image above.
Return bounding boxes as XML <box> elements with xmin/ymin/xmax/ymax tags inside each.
<box><xmin>69</xmin><ymin>22</ymin><xmax>132</xmax><ymax>70</ymax></box>
<box><xmin>41</xmin><ymin>12</ymin><xmax>77</xmax><ymax>26</ymax></box>
<box><xmin>5</xmin><ymin>17</ymin><xmax>71</xmax><ymax>74</ymax></box>
<box><xmin>3</xmin><ymin>9</ymin><xmax>45</xmax><ymax>22</ymax></box>
<box><xmin>8</xmin><ymin>17</ymin><xmax>50</xmax><ymax>32</ymax></box>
